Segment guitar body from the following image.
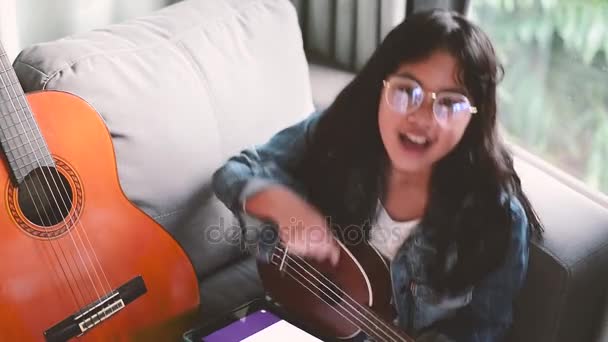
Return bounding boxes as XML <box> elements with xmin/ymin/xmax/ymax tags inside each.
<box><xmin>258</xmin><ymin>238</ymin><xmax>402</xmax><ymax>340</ymax></box>
<box><xmin>0</xmin><ymin>91</ymin><xmax>199</xmax><ymax>341</ymax></box>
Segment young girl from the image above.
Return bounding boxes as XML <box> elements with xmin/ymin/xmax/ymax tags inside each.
<box><xmin>212</xmin><ymin>8</ymin><xmax>543</xmax><ymax>342</ymax></box>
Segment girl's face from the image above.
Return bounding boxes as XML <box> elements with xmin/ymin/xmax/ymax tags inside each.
<box><xmin>378</xmin><ymin>50</ymin><xmax>475</xmax><ymax>177</ymax></box>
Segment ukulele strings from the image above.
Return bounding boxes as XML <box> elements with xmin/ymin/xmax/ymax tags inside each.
<box><xmin>0</xmin><ymin>59</ymin><xmax>112</xmax><ymax>308</ymax></box>
<box><xmin>271</xmin><ymin>246</ymin><xmax>410</xmax><ymax>342</ymax></box>
<box><xmin>269</xmin><ymin>252</ymin><xmax>405</xmax><ymax>342</ymax></box>
<box><xmin>277</xmin><ymin>246</ymin><xmax>409</xmax><ymax>341</ymax></box>
<box><xmin>269</xmin><ymin>254</ymin><xmax>392</xmax><ymax>341</ymax></box>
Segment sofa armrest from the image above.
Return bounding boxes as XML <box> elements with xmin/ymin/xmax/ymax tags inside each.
<box><xmin>508</xmin><ymin>145</ymin><xmax>608</xmax><ymax>342</ymax></box>
<box><xmin>598</xmin><ymin>294</ymin><xmax>608</xmax><ymax>342</ymax></box>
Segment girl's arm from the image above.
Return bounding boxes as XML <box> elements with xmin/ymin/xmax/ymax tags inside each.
<box><xmin>212</xmin><ymin>110</ymin><xmax>339</xmax><ymax>265</ymax></box>
<box><xmin>212</xmin><ymin>110</ymin><xmax>322</xmax><ymax>218</ymax></box>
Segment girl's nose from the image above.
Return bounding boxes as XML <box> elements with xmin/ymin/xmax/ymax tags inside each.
<box><xmin>406</xmin><ymin>95</ymin><xmax>435</xmax><ymax>127</ymax></box>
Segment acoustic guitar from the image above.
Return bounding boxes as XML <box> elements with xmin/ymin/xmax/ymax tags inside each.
<box><xmin>0</xmin><ymin>42</ymin><xmax>199</xmax><ymax>341</ymax></box>
<box><xmin>258</xmin><ymin>234</ymin><xmax>416</xmax><ymax>341</ymax></box>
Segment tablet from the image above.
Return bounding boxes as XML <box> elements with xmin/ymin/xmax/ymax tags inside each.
<box><xmin>183</xmin><ymin>298</ymin><xmax>329</xmax><ymax>342</ymax></box>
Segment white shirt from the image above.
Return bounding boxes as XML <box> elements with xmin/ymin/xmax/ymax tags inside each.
<box><xmin>369</xmin><ymin>201</ymin><xmax>420</xmax><ymax>261</ymax></box>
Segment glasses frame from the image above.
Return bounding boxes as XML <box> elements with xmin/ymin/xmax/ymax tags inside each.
<box><xmin>382</xmin><ymin>77</ymin><xmax>478</xmax><ymax>124</ymax></box>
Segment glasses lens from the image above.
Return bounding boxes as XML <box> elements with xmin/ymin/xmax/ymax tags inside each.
<box><xmin>433</xmin><ymin>93</ymin><xmax>472</xmax><ymax>123</ymax></box>
<box><xmin>386</xmin><ymin>77</ymin><xmax>423</xmax><ymax>114</ymax></box>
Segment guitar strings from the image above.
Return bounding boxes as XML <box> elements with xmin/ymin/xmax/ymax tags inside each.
<box><xmin>0</xmin><ymin>64</ymin><xmax>91</xmax><ymax>308</ymax></box>
<box><xmin>13</xmin><ymin>89</ymin><xmax>114</xmax><ymax>301</ymax></box>
<box><xmin>15</xmin><ymin>84</ymin><xmax>113</xmax><ymax>298</ymax></box>
<box><xmin>0</xmin><ymin>60</ymin><xmax>111</xmax><ymax>307</ymax></box>
<box><xmin>271</xmin><ymin>246</ymin><xmax>410</xmax><ymax>342</ymax></box>
<box><xmin>1</xmin><ymin>70</ymin><xmax>107</xmax><ymax>302</ymax></box>
<box><xmin>276</xmin><ymin>245</ymin><xmax>410</xmax><ymax>340</ymax></box>
<box><xmin>1</xmin><ymin>76</ymin><xmax>109</xmax><ymax>303</ymax></box>
<box><xmin>269</xmin><ymin>252</ymin><xmax>405</xmax><ymax>342</ymax></box>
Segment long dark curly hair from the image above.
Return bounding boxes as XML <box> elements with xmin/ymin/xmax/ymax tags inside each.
<box><xmin>294</xmin><ymin>9</ymin><xmax>543</xmax><ymax>293</ymax></box>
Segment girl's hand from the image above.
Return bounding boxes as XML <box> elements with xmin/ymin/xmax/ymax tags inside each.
<box><xmin>245</xmin><ymin>185</ymin><xmax>341</xmax><ymax>266</ymax></box>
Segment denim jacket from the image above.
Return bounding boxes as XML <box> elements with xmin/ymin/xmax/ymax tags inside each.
<box><xmin>212</xmin><ymin>110</ymin><xmax>530</xmax><ymax>342</ymax></box>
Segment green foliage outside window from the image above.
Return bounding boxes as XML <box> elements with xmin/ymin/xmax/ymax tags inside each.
<box><xmin>469</xmin><ymin>0</ymin><xmax>608</xmax><ymax>194</ymax></box>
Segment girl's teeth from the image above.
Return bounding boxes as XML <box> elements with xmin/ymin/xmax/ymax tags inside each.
<box><xmin>405</xmin><ymin>133</ymin><xmax>427</xmax><ymax>145</ymax></box>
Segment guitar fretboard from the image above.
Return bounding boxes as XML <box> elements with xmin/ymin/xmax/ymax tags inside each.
<box><xmin>0</xmin><ymin>50</ymin><xmax>54</xmax><ymax>184</ymax></box>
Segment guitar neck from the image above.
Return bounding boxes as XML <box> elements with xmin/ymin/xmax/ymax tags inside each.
<box><xmin>0</xmin><ymin>44</ymin><xmax>54</xmax><ymax>184</ymax></box>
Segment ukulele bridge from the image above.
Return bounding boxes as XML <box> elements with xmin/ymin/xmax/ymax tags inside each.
<box><xmin>44</xmin><ymin>275</ymin><xmax>147</xmax><ymax>342</ymax></box>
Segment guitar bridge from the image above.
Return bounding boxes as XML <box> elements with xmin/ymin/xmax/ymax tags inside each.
<box><xmin>76</xmin><ymin>293</ymin><xmax>125</xmax><ymax>333</ymax></box>
<box><xmin>44</xmin><ymin>275</ymin><xmax>147</xmax><ymax>342</ymax></box>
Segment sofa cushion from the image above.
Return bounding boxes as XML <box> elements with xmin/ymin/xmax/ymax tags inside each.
<box><xmin>197</xmin><ymin>256</ymin><xmax>264</xmax><ymax>319</ymax></box>
<box><xmin>13</xmin><ymin>0</ymin><xmax>315</xmax><ymax>279</ymax></box>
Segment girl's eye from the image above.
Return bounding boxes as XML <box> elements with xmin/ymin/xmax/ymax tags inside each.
<box><xmin>438</xmin><ymin>97</ymin><xmax>458</xmax><ymax>107</ymax></box>
<box><xmin>395</xmin><ymin>84</ymin><xmax>416</xmax><ymax>94</ymax></box>
<box><xmin>438</xmin><ymin>95</ymin><xmax>468</xmax><ymax>109</ymax></box>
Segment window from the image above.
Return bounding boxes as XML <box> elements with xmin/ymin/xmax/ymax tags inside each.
<box><xmin>469</xmin><ymin>0</ymin><xmax>608</xmax><ymax>195</ymax></box>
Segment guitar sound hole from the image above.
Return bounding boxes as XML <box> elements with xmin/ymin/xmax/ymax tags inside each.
<box><xmin>17</xmin><ymin>166</ymin><xmax>73</xmax><ymax>227</ymax></box>
<box><xmin>319</xmin><ymin>276</ymin><xmax>344</xmax><ymax>307</ymax></box>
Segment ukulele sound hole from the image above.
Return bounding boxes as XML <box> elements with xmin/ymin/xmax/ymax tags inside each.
<box><xmin>319</xmin><ymin>276</ymin><xmax>344</xmax><ymax>306</ymax></box>
<box><xmin>17</xmin><ymin>166</ymin><xmax>73</xmax><ymax>227</ymax></box>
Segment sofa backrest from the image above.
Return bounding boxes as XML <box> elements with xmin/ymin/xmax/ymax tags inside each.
<box><xmin>13</xmin><ymin>0</ymin><xmax>314</xmax><ymax>279</ymax></box>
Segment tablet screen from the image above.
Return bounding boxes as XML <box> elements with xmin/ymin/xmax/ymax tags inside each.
<box><xmin>202</xmin><ymin>309</ymin><xmax>323</xmax><ymax>342</ymax></box>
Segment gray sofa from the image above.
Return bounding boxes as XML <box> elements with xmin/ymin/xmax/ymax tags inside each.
<box><xmin>12</xmin><ymin>0</ymin><xmax>608</xmax><ymax>341</ymax></box>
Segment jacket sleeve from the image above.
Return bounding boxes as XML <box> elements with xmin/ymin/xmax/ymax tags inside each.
<box><xmin>211</xmin><ymin>110</ymin><xmax>323</xmax><ymax>260</ymax></box>
<box><xmin>417</xmin><ymin>197</ymin><xmax>531</xmax><ymax>342</ymax></box>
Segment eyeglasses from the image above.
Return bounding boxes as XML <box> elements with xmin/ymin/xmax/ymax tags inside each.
<box><xmin>382</xmin><ymin>75</ymin><xmax>477</xmax><ymax>126</ymax></box>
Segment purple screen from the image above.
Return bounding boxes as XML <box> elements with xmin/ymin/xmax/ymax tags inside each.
<box><xmin>202</xmin><ymin>309</ymin><xmax>282</xmax><ymax>342</ymax></box>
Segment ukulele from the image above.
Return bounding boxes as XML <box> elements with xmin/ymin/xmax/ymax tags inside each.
<box><xmin>0</xmin><ymin>42</ymin><xmax>199</xmax><ymax>341</ymax></box>
<box><xmin>257</xmin><ymin>234</ymin><xmax>416</xmax><ymax>341</ymax></box>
